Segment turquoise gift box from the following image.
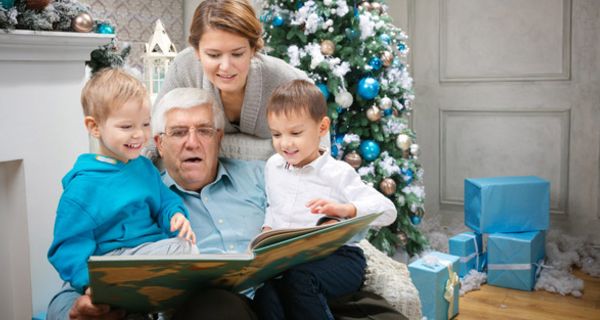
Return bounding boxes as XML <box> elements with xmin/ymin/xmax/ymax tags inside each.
<box><xmin>448</xmin><ymin>231</ymin><xmax>484</xmax><ymax>277</ymax></box>
<box><xmin>487</xmin><ymin>230</ymin><xmax>545</xmax><ymax>291</ymax></box>
<box><xmin>464</xmin><ymin>176</ymin><xmax>550</xmax><ymax>233</ymax></box>
<box><xmin>408</xmin><ymin>252</ymin><xmax>460</xmax><ymax>320</ymax></box>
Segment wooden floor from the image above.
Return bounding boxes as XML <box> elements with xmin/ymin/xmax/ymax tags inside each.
<box><xmin>456</xmin><ymin>270</ymin><xmax>600</xmax><ymax>320</ymax></box>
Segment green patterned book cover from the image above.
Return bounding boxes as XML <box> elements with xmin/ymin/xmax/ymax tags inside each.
<box><xmin>88</xmin><ymin>213</ymin><xmax>381</xmax><ymax>312</ymax></box>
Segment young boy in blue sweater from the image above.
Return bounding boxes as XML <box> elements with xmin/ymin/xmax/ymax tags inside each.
<box><xmin>47</xmin><ymin>68</ymin><xmax>197</xmax><ymax>296</ymax></box>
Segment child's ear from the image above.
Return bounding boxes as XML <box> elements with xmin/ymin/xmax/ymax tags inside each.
<box><xmin>319</xmin><ymin>116</ymin><xmax>331</xmax><ymax>137</ymax></box>
<box><xmin>84</xmin><ymin>116</ymin><xmax>100</xmax><ymax>138</ymax></box>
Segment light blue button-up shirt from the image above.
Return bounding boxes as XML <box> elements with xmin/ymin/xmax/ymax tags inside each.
<box><xmin>162</xmin><ymin>157</ymin><xmax>267</xmax><ymax>254</ymax></box>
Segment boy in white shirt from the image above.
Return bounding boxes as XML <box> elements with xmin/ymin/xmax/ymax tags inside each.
<box><xmin>254</xmin><ymin>79</ymin><xmax>396</xmax><ymax>320</ymax></box>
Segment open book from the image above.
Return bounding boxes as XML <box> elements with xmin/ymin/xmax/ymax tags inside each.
<box><xmin>88</xmin><ymin>212</ymin><xmax>381</xmax><ymax>312</ymax></box>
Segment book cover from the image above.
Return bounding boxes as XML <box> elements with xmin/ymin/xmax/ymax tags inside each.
<box><xmin>88</xmin><ymin>212</ymin><xmax>381</xmax><ymax>312</ymax></box>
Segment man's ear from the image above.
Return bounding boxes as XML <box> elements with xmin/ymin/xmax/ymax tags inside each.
<box><xmin>319</xmin><ymin>116</ymin><xmax>331</xmax><ymax>137</ymax></box>
<box><xmin>154</xmin><ymin>135</ymin><xmax>164</xmax><ymax>157</ymax></box>
<box><xmin>84</xmin><ymin>116</ymin><xmax>100</xmax><ymax>138</ymax></box>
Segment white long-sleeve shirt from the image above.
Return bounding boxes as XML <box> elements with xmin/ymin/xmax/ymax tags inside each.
<box><xmin>264</xmin><ymin>152</ymin><xmax>396</xmax><ymax>230</ymax></box>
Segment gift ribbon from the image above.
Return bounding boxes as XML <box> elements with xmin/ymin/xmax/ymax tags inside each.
<box><xmin>488</xmin><ymin>260</ymin><xmax>548</xmax><ymax>275</ymax></box>
<box><xmin>462</xmin><ymin>233</ymin><xmax>480</xmax><ymax>271</ymax></box>
<box><xmin>424</xmin><ymin>255</ymin><xmax>459</xmax><ymax>319</ymax></box>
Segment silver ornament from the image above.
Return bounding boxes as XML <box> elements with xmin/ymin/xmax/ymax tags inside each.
<box><xmin>335</xmin><ymin>91</ymin><xmax>354</xmax><ymax>108</ymax></box>
<box><xmin>380</xmin><ymin>96</ymin><xmax>393</xmax><ymax>110</ymax></box>
<box><xmin>396</xmin><ymin>134</ymin><xmax>411</xmax><ymax>151</ymax></box>
<box><xmin>410</xmin><ymin>143</ymin><xmax>419</xmax><ymax>155</ymax></box>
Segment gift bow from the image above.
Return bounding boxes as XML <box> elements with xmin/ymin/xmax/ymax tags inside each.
<box><xmin>442</xmin><ymin>261</ymin><xmax>459</xmax><ymax>319</ymax></box>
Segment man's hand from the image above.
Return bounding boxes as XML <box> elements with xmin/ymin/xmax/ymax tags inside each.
<box><xmin>170</xmin><ymin>212</ymin><xmax>197</xmax><ymax>244</ymax></box>
<box><xmin>68</xmin><ymin>288</ymin><xmax>125</xmax><ymax>320</ymax></box>
<box><xmin>306</xmin><ymin>199</ymin><xmax>357</xmax><ymax>219</ymax></box>
<box><xmin>262</xmin><ymin>226</ymin><xmax>273</xmax><ymax>232</ymax></box>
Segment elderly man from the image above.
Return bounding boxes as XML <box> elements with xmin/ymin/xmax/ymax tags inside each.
<box><xmin>48</xmin><ymin>88</ymin><xmax>264</xmax><ymax>319</ymax></box>
<box><xmin>48</xmin><ymin>88</ymin><xmax>404</xmax><ymax>320</ymax></box>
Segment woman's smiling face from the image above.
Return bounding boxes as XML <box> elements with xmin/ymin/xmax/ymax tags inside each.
<box><xmin>195</xmin><ymin>28</ymin><xmax>255</xmax><ymax>95</ymax></box>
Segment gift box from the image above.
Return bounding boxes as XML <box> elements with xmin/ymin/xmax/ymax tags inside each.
<box><xmin>464</xmin><ymin>176</ymin><xmax>550</xmax><ymax>233</ymax></box>
<box><xmin>409</xmin><ymin>252</ymin><xmax>460</xmax><ymax>320</ymax></box>
<box><xmin>449</xmin><ymin>232</ymin><xmax>484</xmax><ymax>277</ymax></box>
<box><xmin>487</xmin><ymin>230</ymin><xmax>545</xmax><ymax>291</ymax></box>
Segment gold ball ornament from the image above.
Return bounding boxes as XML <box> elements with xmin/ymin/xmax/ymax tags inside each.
<box><xmin>72</xmin><ymin>13</ymin><xmax>94</xmax><ymax>33</ymax></box>
<box><xmin>344</xmin><ymin>151</ymin><xmax>362</xmax><ymax>169</ymax></box>
<box><xmin>370</xmin><ymin>2</ymin><xmax>382</xmax><ymax>13</ymax></box>
<box><xmin>320</xmin><ymin>40</ymin><xmax>335</xmax><ymax>56</ymax></box>
<box><xmin>396</xmin><ymin>134</ymin><xmax>411</xmax><ymax>151</ymax></box>
<box><xmin>379</xmin><ymin>178</ymin><xmax>397</xmax><ymax>196</ymax></box>
<box><xmin>366</xmin><ymin>105</ymin><xmax>382</xmax><ymax>122</ymax></box>
<box><xmin>381</xmin><ymin>51</ymin><xmax>394</xmax><ymax>67</ymax></box>
<box><xmin>26</xmin><ymin>0</ymin><xmax>52</xmax><ymax>10</ymax></box>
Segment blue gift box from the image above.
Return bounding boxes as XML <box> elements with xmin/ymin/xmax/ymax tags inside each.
<box><xmin>448</xmin><ymin>232</ymin><xmax>483</xmax><ymax>277</ymax></box>
<box><xmin>409</xmin><ymin>252</ymin><xmax>460</xmax><ymax>320</ymax></box>
<box><xmin>487</xmin><ymin>231</ymin><xmax>545</xmax><ymax>291</ymax></box>
<box><xmin>464</xmin><ymin>176</ymin><xmax>550</xmax><ymax>233</ymax></box>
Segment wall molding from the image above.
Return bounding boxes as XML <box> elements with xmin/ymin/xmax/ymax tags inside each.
<box><xmin>439</xmin><ymin>108</ymin><xmax>570</xmax><ymax>215</ymax></box>
<box><xmin>439</xmin><ymin>0</ymin><xmax>572</xmax><ymax>82</ymax></box>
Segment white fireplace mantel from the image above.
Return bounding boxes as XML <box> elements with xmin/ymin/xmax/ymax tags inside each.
<box><xmin>0</xmin><ymin>30</ymin><xmax>113</xmax><ymax>318</ymax></box>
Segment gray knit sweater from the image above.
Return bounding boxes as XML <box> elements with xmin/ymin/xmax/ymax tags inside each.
<box><xmin>156</xmin><ymin>47</ymin><xmax>310</xmax><ymax>139</ymax></box>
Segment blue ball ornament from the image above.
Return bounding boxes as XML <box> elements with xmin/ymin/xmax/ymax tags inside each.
<box><xmin>97</xmin><ymin>23</ymin><xmax>115</xmax><ymax>34</ymax></box>
<box><xmin>345</xmin><ymin>28</ymin><xmax>359</xmax><ymax>40</ymax></box>
<box><xmin>379</xmin><ymin>34</ymin><xmax>391</xmax><ymax>45</ymax></box>
<box><xmin>384</xmin><ymin>108</ymin><xmax>393</xmax><ymax>117</ymax></box>
<box><xmin>331</xmin><ymin>144</ymin><xmax>339</xmax><ymax>158</ymax></box>
<box><xmin>397</xmin><ymin>42</ymin><xmax>407</xmax><ymax>51</ymax></box>
<box><xmin>359</xmin><ymin>140</ymin><xmax>381</xmax><ymax>161</ymax></box>
<box><xmin>317</xmin><ymin>83</ymin><xmax>330</xmax><ymax>100</ymax></box>
<box><xmin>368</xmin><ymin>57</ymin><xmax>382</xmax><ymax>71</ymax></box>
<box><xmin>401</xmin><ymin>167</ymin><xmax>414</xmax><ymax>184</ymax></box>
<box><xmin>357</xmin><ymin>77</ymin><xmax>380</xmax><ymax>100</ymax></box>
<box><xmin>272</xmin><ymin>16</ymin><xmax>284</xmax><ymax>27</ymax></box>
<box><xmin>296</xmin><ymin>1</ymin><xmax>304</xmax><ymax>9</ymax></box>
<box><xmin>410</xmin><ymin>215</ymin><xmax>422</xmax><ymax>225</ymax></box>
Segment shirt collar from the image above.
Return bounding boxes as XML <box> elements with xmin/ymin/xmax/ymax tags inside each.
<box><xmin>275</xmin><ymin>148</ymin><xmax>330</xmax><ymax>171</ymax></box>
<box><xmin>161</xmin><ymin>158</ymin><xmax>231</xmax><ymax>195</ymax></box>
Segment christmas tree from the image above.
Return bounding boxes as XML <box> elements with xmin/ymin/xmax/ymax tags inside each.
<box><xmin>261</xmin><ymin>0</ymin><xmax>427</xmax><ymax>255</ymax></box>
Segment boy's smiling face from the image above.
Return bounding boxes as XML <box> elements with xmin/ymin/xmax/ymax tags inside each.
<box><xmin>268</xmin><ymin>109</ymin><xmax>330</xmax><ymax>168</ymax></box>
<box><xmin>90</xmin><ymin>99</ymin><xmax>151</xmax><ymax>163</ymax></box>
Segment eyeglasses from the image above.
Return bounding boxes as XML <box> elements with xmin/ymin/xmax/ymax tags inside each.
<box><xmin>161</xmin><ymin>126</ymin><xmax>219</xmax><ymax>141</ymax></box>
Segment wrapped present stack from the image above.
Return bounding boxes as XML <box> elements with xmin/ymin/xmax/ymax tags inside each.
<box><xmin>452</xmin><ymin>176</ymin><xmax>550</xmax><ymax>291</ymax></box>
<box><xmin>409</xmin><ymin>252</ymin><xmax>460</xmax><ymax>320</ymax></box>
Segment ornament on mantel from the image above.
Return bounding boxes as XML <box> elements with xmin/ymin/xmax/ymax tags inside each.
<box><xmin>379</xmin><ymin>178</ymin><xmax>397</xmax><ymax>196</ymax></box>
<box><xmin>366</xmin><ymin>105</ymin><xmax>381</xmax><ymax>122</ymax></box>
<box><xmin>97</xmin><ymin>22</ymin><xmax>115</xmax><ymax>34</ymax></box>
<box><xmin>26</xmin><ymin>0</ymin><xmax>51</xmax><ymax>10</ymax></box>
<box><xmin>344</xmin><ymin>151</ymin><xmax>362</xmax><ymax>169</ymax></box>
<box><xmin>71</xmin><ymin>13</ymin><xmax>94</xmax><ymax>33</ymax></box>
<box><xmin>320</xmin><ymin>40</ymin><xmax>335</xmax><ymax>56</ymax></box>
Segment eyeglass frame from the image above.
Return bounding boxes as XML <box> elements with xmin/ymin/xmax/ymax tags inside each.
<box><xmin>159</xmin><ymin>125</ymin><xmax>220</xmax><ymax>141</ymax></box>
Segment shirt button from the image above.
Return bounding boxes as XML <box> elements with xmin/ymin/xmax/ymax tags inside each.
<box><xmin>218</xmin><ymin>219</ymin><xmax>224</xmax><ymax>224</ymax></box>
<box><xmin>203</xmin><ymin>196</ymin><xmax>209</xmax><ymax>202</ymax></box>
<box><xmin>229</xmin><ymin>244</ymin><xmax>235</xmax><ymax>250</ymax></box>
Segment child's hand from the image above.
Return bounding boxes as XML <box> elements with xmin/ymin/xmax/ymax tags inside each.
<box><xmin>170</xmin><ymin>213</ymin><xmax>196</xmax><ymax>244</ymax></box>
<box><xmin>306</xmin><ymin>199</ymin><xmax>357</xmax><ymax>219</ymax></box>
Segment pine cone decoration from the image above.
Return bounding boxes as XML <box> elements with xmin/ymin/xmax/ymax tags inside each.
<box><xmin>26</xmin><ymin>0</ymin><xmax>52</xmax><ymax>11</ymax></box>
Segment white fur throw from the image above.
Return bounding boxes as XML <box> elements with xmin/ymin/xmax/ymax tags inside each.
<box><xmin>358</xmin><ymin>240</ymin><xmax>422</xmax><ymax>320</ymax></box>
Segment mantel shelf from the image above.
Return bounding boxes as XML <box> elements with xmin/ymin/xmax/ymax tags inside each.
<box><xmin>0</xmin><ymin>30</ymin><xmax>114</xmax><ymax>62</ymax></box>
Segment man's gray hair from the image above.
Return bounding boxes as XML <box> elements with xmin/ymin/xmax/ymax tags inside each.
<box><xmin>152</xmin><ymin>87</ymin><xmax>225</xmax><ymax>136</ymax></box>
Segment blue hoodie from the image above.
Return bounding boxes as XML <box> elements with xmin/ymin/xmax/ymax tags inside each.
<box><xmin>47</xmin><ymin>154</ymin><xmax>189</xmax><ymax>293</ymax></box>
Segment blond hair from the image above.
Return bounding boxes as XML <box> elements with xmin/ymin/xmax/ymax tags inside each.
<box><xmin>81</xmin><ymin>68</ymin><xmax>148</xmax><ymax>122</ymax></box>
<box><xmin>188</xmin><ymin>0</ymin><xmax>264</xmax><ymax>51</ymax></box>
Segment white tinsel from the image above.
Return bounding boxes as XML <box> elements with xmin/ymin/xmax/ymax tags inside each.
<box><xmin>460</xmin><ymin>270</ymin><xmax>488</xmax><ymax>296</ymax></box>
<box><xmin>359</xmin><ymin>13</ymin><xmax>375</xmax><ymax>40</ymax></box>
<box><xmin>402</xmin><ymin>185</ymin><xmax>425</xmax><ymax>199</ymax></box>
<box><xmin>358</xmin><ymin>163</ymin><xmax>375</xmax><ymax>177</ymax></box>
<box><xmin>306</xmin><ymin>43</ymin><xmax>325</xmax><ymax>69</ymax></box>
<box><xmin>336</xmin><ymin>0</ymin><xmax>350</xmax><ymax>17</ymax></box>
<box><xmin>343</xmin><ymin>133</ymin><xmax>360</xmax><ymax>144</ymax></box>
<box><xmin>323</xmin><ymin>0</ymin><xmax>333</xmax><ymax>6</ymax></box>
<box><xmin>291</xmin><ymin>1</ymin><xmax>320</xmax><ymax>35</ymax></box>
<box><xmin>378</xmin><ymin>152</ymin><xmax>400</xmax><ymax>177</ymax></box>
<box><xmin>287</xmin><ymin>45</ymin><xmax>301</xmax><ymax>67</ymax></box>
<box><xmin>382</xmin><ymin>118</ymin><xmax>407</xmax><ymax>135</ymax></box>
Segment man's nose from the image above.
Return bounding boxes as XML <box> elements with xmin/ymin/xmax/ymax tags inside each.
<box><xmin>184</xmin><ymin>129</ymin><xmax>201</xmax><ymax>148</ymax></box>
